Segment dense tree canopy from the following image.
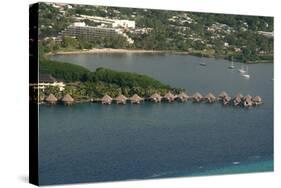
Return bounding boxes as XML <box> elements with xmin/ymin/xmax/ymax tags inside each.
<box><xmin>39</xmin><ymin>2</ymin><xmax>273</xmax><ymax>63</ymax></box>
<box><xmin>39</xmin><ymin>59</ymin><xmax>174</xmax><ymax>98</ymax></box>
<box><xmin>39</xmin><ymin>59</ymin><xmax>92</xmax><ymax>82</ymax></box>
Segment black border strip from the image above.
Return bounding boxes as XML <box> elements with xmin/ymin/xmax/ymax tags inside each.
<box><xmin>29</xmin><ymin>3</ymin><xmax>39</xmax><ymax>186</ymax></box>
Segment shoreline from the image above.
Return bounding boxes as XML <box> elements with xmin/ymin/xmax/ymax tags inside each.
<box><xmin>47</xmin><ymin>48</ymin><xmax>191</xmax><ymax>56</ymax></box>
<box><xmin>46</xmin><ymin>48</ymin><xmax>273</xmax><ymax>64</ymax></box>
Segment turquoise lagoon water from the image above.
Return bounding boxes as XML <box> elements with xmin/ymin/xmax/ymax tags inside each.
<box><xmin>39</xmin><ymin>54</ymin><xmax>273</xmax><ymax>185</ymax></box>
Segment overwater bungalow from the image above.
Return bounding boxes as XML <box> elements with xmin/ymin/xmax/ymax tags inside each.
<box><xmin>242</xmin><ymin>95</ymin><xmax>252</xmax><ymax>101</ymax></box>
<box><xmin>192</xmin><ymin>92</ymin><xmax>203</xmax><ymax>103</ymax></box>
<box><xmin>177</xmin><ymin>92</ymin><xmax>189</xmax><ymax>102</ymax></box>
<box><xmin>233</xmin><ymin>93</ymin><xmax>243</xmax><ymax>106</ymax></box>
<box><xmin>252</xmin><ymin>96</ymin><xmax>262</xmax><ymax>105</ymax></box>
<box><xmin>62</xmin><ymin>94</ymin><xmax>74</xmax><ymax>105</ymax></box>
<box><xmin>218</xmin><ymin>91</ymin><xmax>229</xmax><ymax>100</ymax></box>
<box><xmin>204</xmin><ymin>92</ymin><xmax>216</xmax><ymax>103</ymax></box>
<box><xmin>115</xmin><ymin>94</ymin><xmax>128</xmax><ymax>104</ymax></box>
<box><xmin>223</xmin><ymin>95</ymin><xmax>231</xmax><ymax>105</ymax></box>
<box><xmin>101</xmin><ymin>94</ymin><xmax>113</xmax><ymax>104</ymax></box>
<box><xmin>163</xmin><ymin>91</ymin><xmax>176</xmax><ymax>103</ymax></box>
<box><xmin>130</xmin><ymin>94</ymin><xmax>144</xmax><ymax>104</ymax></box>
<box><xmin>149</xmin><ymin>93</ymin><xmax>162</xmax><ymax>103</ymax></box>
<box><xmin>45</xmin><ymin>93</ymin><xmax>58</xmax><ymax>104</ymax></box>
<box><xmin>243</xmin><ymin>95</ymin><xmax>253</xmax><ymax>107</ymax></box>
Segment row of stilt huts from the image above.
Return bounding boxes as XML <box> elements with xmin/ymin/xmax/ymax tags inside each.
<box><xmin>45</xmin><ymin>94</ymin><xmax>74</xmax><ymax>105</ymax></box>
<box><xmin>44</xmin><ymin>91</ymin><xmax>262</xmax><ymax>107</ymax></box>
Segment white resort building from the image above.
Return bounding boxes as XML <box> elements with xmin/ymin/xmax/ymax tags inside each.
<box><xmin>76</xmin><ymin>15</ymin><xmax>135</xmax><ymax>29</ymax></box>
<box><xmin>30</xmin><ymin>74</ymin><xmax>65</xmax><ymax>92</ymax></box>
<box><xmin>60</xmin><ymin>22</ymin><xmax>134</xmax><ymax>44</ymax></box>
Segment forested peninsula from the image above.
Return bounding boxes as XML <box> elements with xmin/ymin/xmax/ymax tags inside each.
<box><xmin>37</xmin><ymin>58</ymin><xmax>182</xmax><ymax>102</ymax></box>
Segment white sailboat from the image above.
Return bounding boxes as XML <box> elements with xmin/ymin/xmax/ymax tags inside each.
<box><xmin>228</xmin><ymin>57</ymin><xmax>235</xmax><ymax>69</ymax></box>
<box><xmin>242</xmin><ymin>66</ymin><xmax>250</xmax><ymax>79</ymax></box>
<box><xmin>238</xmin><ymin>65</ymin><xmax>246</xmax><ymax>73</ymax></box>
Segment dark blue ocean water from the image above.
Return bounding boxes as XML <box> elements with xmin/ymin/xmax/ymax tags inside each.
<box><xmin>39</xmin><ymin>54</ymin><xmax>273</xmax><ymax>185</ymax></box>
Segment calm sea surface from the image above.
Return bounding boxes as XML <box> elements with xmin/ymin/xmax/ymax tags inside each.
<box><xmin>39</xmin><ymin>54</ymin><xmax>273</xmax><ymax>185</ymax></box>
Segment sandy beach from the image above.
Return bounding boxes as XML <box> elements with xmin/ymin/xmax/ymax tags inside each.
<box><xmin>46</xmin><ymin>48</ymin><xmax>273</xmax><ymax>64</ymax></box>
<box><xmin>47</xmin><ymin>48</ymin><xmax>191</xmax><ymax>55</ymax></box>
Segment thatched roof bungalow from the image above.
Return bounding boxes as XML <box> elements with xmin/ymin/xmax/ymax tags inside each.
<box><xmin>130</xmin><ymin>94</ymin><xmax>144</xmax><ymax>104</ymax></box>
<box><xmin>233</xmin><ymin>93</ymin><xmax>243</xmax><ymax>106</ymax></box>
<box><xmin>218</xmin><ymin>91</ymin><xmax>229</xmax><ymax>100</ymax></box>
<box><xmin>115</xmin><ymin>94</ymin><xmax>128</xmax><ymax>104</ymax></box>
<box><xmin>45</xmin><ymin>93</ymin><xmax>58</xmax><ymax>104</ymax></box>
<box><xmin>243</xmin><ymin>95</ymin><xmax>253</xmax><ymax>107</ymax></box>
<box><xmin>149</xmin><ymin>93</ymin><xmax>162</xmax><ymax>103</ymax></box>
<box><xmin>192</xmin><ymin>92</ymin><xmax>203</xmax><ymax>102</ymax></box>
<box><xmin>223</xmin><ymin>95</ymin><xmax>231</xmax><ymax>105</ymax></box>
<box><xmin>236</xmin><ymin>93</ymin><xmax>243</xmax><ymax>98</ymax></box>
<box><xmin>252</xmin><ymin>96</ymin><xmax>262</xmax><ymax>105</ymax></box>
<box><xmin>177</xmin><ymin>92</ymin><xmax>189</xmax><ymax>102</ymax></box>
<box><xmin>204</xmin><ymin>92</ymin><xmax>216</xmax><ymax>103</ymax></box>
<box><xmin>163</xmin><ymin>91</ymin><xmax>176</xmax><ymax>103</ymax></box>
<box><xmin>242</xmin><ymin>95</ymin><xmax>252</xmax><ymax>101</ymax></box>
<box><xmin>62</xmin><ymin>94</ymin><xmax>74</xmax><ymax>105</ymax></box>
<box><xmin>101</xmin><ymin>94</ymin><xmax>113</xmax><ymax>104</ymax></box>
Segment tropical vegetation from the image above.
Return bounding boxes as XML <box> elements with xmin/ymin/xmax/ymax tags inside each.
<box><xmin>38</xmin><ymin>58</ymin><xmax>181</xmax><ymax>101</ymax></box>
<box><xmin>38</xmin><ymin>2</ymin><xmax>274</xmax><ymax>63</ymax></box>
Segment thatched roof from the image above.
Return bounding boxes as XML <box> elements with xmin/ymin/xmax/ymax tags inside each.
<box><xmin>233</xmin><ymin>95</ymin><xmax>241</xmax><ymax>102</ymax></box>
<box><xmin>164</xmin><ymin>91</ymin><xmax>175</xmax><ymax>99</ymax></box>
<box><xmin>253</xmin><ymin>96</ymin><xmax>262</xmax><ymax>102</ymax></box>
<box><xmin>224</xmin><ymin>95</ymin><xmax>231</xmax><ymax>101</ymax></box>
<box><xmin>101</xmin><ymin>94</ymin><xmax>113</xmax><ymax>102</ymax></box>
<box><xmin>150</xmin><ymin>93</ymin><xmax>162</xmax><ymax>100</ymax></box>
<box><xmin>223</xmin><ymin>95</ymin><xmax>231</xmax><ymax>105</ymax></box>
<box><xmin>235</xmin><ymin>93</ymin><xmax>243</xmax><ymax>98</ymax></box>
<box><xmin>178</xmin><ymin>92</ymin><xmax>188</xmax><ymax>99</ymax></box>
<box><xmin>62</xmin><ymin>94</ymin><xmax>74</xmax><ymax>102</ymax></box>
<box><xmin>45</xmin><ymin>93</ymin><xmax>57</xmax><ymax>102</ymax></box>
<box><xmin>244</xmin><ymin>95</ymin><xmax>253</xmax><ymax>107</ymax></box>
<box><xmin>245</xmin><ymin>98</ymin><xmax>252</xmax><ymax>103</ymax></box>
<box><xmin>205</xmin><ymin>92</ymin><xmax>216</xmax><ymax>99</ymax></box>
<box><xmin>177</xmin><ymin>92</ymin><xmax>189</xmax><ymax>102</ymax></box>
<box><xmin>233</xmin><ymin>94</ymin><xmax>242</xmax><ymax>105</ymax></box>
<box><xmin>115</xmin><ymin>94</ymin><xmax>127</xmax><ymax>101</ymax></box>
<box><xmin>233</xmin><ymin>93</ymin><xmax>242</xmax><ymax>100</ymax></box>
<box><xmin>243</xmin><ymin>95</ymin><xmax>252</xmax><ymax>101</ymax></box>
<box><xmin>192</xmin><ymin>92</ymin><xmax>203</xmax><ymax>98</ymax></box>
<box><xmin>130</xmin><ymin>94</ymin><xmax>143</xmax><ymax>101</ymax></box>
<box><xmin>219</xmin><ymin>91</ymin><xmax>229</xmax><ymax>98</ymax></box>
